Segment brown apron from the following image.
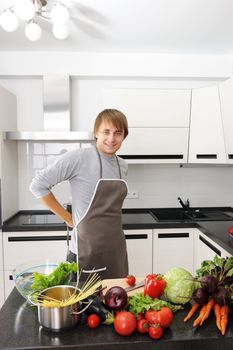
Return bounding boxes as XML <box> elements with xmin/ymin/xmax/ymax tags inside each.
<box><xmin>76</xmin><ymin>149</ymin><xmax>129</xmax><ymax>280</ymax></box>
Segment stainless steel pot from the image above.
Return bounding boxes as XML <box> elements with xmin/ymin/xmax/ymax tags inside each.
<box><xmin>35</xmin><ymin>285</ymin><xmax>91</xmax><ymax>332</ymax></box>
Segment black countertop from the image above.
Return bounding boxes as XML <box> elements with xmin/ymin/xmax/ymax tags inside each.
<box><xmin>0</xmin><ymin>288</ymin><xmax>233</xmax><ymax>350</ymax></box>
<box><xmin>3</xmin><ymin>207</ymin><xmax>233</xmax><ymax>256</ymax></box>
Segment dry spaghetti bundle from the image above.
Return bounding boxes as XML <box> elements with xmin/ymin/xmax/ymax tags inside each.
<box><xmin>38</xmin><ymin>272</ymin><xmax>101</xmax><ymax>308</ymax></box>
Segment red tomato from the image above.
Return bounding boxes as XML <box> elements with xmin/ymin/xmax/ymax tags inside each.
<box><xmin>114</xmin><ymin>311</ymin><xmax>137</xmax><ymax>336</ymax></box>
<box><xmin>87</xmin><ymin>314</ymin><xmax>101</xmax><ymax>329</ymax></box>
<box><xmin>148</xmin><ymin>307</ymin><xmax>174</xmax><ymax>329</ymax></box>
<box><xmin>137</xmin><ymin>319</ymin><xmax>149</xmax><ymax>334</ymax></box>
<box><xmin>145</xmin><ymin>310</ymin><xmax>158</xmax><ymax>324</ymax></box>
<box><xmin>148</xmin><ymin>324</ymin><xmax>163</xmax><ymax>340</ymax></box>
<box><xmin>228</xmin><ymin>226</ymin><xmax>233</xmax><ymax>236</ymax></box>
<box><xmin>125</xmin><ymin>275</ymin><xmax>136</xmax><ymax>286</ymax></box>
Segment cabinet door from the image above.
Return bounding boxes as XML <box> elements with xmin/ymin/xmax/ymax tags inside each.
<box><xmin>0</xmin><ymin>270</ymin><xmax>4</xmax><ymax>308</ymax></box>
<box><xmin>118</xmin><ymin>128</ymin><xmax>189</xmax><ymax>163</ymax></box>
<box><xmin>3</xmin><ymin>231</ymin><xmax>70</xmax><ymax>270</ymax></box>
<box><xmin>218</xmin><ymin>78</ymin><xmax>233</xmax><ymax>163</ymax></box>
<box><xmin>189</xmin><ymin>86</ymin><xmax>226</xmax><ymax>163</ymax></box>
<box><xmin>125</xmin><ymin>230</ymin><xmax>153</xmax><ymax>276</ymax></box>
<box><xmin>153</xmin><ymin>228</ymin><xmax>194</xmax><ymax>275</ymax></box>
<box><xmin>0</xmin><ymin>235</ymin><xmax>3</xmax><ymax>270</ymax></box>
<box><xmin>4</xmin><ymin>271</ymin><xmax>14</xmax><ymax>301</ymax></box>
<box><xmin>103</xmin><ymin>89</ymin><xmax>191</xmax><ymax>127</ymax></box>
<box><xmin>194</xmin><ymin>230</ymin><xmax>222</xmax><ymax>272</ymax></box>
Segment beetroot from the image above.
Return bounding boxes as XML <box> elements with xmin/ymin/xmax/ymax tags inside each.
<box><xmin>212</xmin><ymin>286</ymin><xmax>231</xmax><ymax>306</ymax></box>
<box><xmin>200</xmin><ymin>275</ymin><xmax>217</xmax><ymax>294</ymax></box>
<box><xmin>192</xmin><ymin>288</ymin><xmax>209</xmax><ymax>305</ymax></box>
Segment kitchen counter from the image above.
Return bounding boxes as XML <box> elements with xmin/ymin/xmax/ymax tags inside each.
<box><xmin>0</xmin><ymin>288</ymin><xmax>233</xmax><ymax>350</ymax></box>
<box><xmin>3</xmin><ymin>207</ymin><xmax>233</xmax><ymax>256</ymax></box>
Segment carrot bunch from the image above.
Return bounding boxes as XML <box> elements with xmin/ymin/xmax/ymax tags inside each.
<box><xmin>183</xmin><ymin>299</ymin><xmax>229</xmax><ymax>336</ymax></box>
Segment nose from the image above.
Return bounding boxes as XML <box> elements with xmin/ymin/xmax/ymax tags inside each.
<box><xmin>108</xmin><ymin>132</ymin><xmax>116</xmax><ymax>142</ymax></box>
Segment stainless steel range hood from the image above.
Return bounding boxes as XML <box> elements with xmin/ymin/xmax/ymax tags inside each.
<box><xmin>3</xmin><ymin>75</ymin><xmax>94</xmax><ymax>142</ymax></box>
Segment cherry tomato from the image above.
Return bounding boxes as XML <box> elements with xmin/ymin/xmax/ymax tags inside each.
<box><xmin>228</xmin><ymin>226</ymin><xmax>233</xmax><ymax>236</ymax></box>
<box><xmin>114</xmin><ymin>311</ymin><xmax>137</xmax><ymax>336</ymax></box>
<box><xmin>87</xmin><ymin>314</ymin><xmax>101</xmax><ymax>329</ymax></box>
<box><xmin>137</xmin><ymin>319</ymin><xmax>149</xmax><ymax>334</ymax></box>
<box><xmin>125</xmin><ymin>275</ymin><xmax>136</xmax><ymax>286</ymax></box>
<box><xmin>148</xmin><ymin>324</ymin><xmax>163</xmax><ymax>339</ymax></box>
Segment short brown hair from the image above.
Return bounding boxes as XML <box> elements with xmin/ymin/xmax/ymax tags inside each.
<box><xmin>94</xmin><ymin>109</ymin><xmax>128</xmax><ymax>140</ymax></box>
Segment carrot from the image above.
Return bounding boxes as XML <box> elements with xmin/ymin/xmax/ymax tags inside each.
<box><xmin>214</xmin><ymin>303</ymin><xmax>221</xmax><ymax>331</ymax></box>
<box><xmin>199</xmin><ymin>298</ymin><xmax>215</xmax><ymax>326</ymax></box>
<box><xmin>220</xmin><ymin>305</ymin><xmax>229</xmax><ymax>336</ymax></box>
<box><xmin>184</xmin><ymin>303</ymin><xmax>200</xmax><ymax>322</ymax></box>
<box><xmin>193</xmin><ymin>305</ymin><xmax>207</xmax><ymax>327</ymax></box>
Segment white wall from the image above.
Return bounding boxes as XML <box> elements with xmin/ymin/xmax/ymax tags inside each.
<box><xmin>1</xmin><ymin>76</ymin><xmax>233</xmax><ymax>212</ymax></box>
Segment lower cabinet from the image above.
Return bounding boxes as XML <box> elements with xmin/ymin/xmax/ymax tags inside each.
<box><xmin>0</xmin><ymin>270</ymin><xmax>4</xmax><ymax>309</ymax></box>
<box><xmin>153</xmin><ymin>228</ymin><xmax>194</xmax><ymax>275</ymax></box>
<box><xmin>125</xmin><ymin>230</ymin><xmax>153</xmax><ymax>276</ymax></box>
<box><xmin>194</xmin><ymin>229</ymin><xmax>231</xmax><ymax>273</ymax></box>
<box><xmin>3</xmin><ymin>231</ymin><xmax>70</xmax><ymax>300</ymax></box>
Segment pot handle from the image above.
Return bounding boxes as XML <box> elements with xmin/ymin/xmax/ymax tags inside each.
<box><xmin>72</xmin><ymin>298</ymin><xmax>93</xmax><ymax>315</ymax></box>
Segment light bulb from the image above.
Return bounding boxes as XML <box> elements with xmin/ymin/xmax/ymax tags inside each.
<box><xmin>50</xmin><ymin>3</ymin><xmax>70</xmax><ymax>25</ymax></box>
<box><xmin>25</xmin><ymin>22</ymin><xmax>42</xmax><ymax>41</ymax></box>
<box><xmin>0</xmin><ymin>9</ymin><xmax>19</xmax><ymax>32</ymax></box>
<box><xmin>52</xmin><ymin>24</ymin><xmax>69</xmax><ymax>40</ymax></box>
<box><xmin>14</xmin><ymin>0</ymin><xmax>36</xmax><ymax>21</ymax></box>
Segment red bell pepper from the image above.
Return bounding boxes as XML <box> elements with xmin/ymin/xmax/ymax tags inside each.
<box><xmin>144</xmin><ymin>274</ymin><xmax>166</xmax><ymax>299</ymax></box>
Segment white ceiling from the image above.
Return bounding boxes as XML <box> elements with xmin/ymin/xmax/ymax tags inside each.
<box><xmin>1</xmin><ymin>0</ymin><xmax>233</xmax><ymax>54</ymax></box>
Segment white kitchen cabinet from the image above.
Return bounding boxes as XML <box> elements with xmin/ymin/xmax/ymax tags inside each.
<box><xmin>3</xmin><ymin>230</ymin><xmax>70</xmax><ymax>299</ymax></box>
<box><xmin>103</xmin><ymin>88</ymin><xmax>191</xmax><ymax>127</ymax></box>
<box><xmin>189</xmin><ymin>86</ymin><xmax>226</xmax><ymax>164</ymax></box>
<box><xmin>193</xmin><ymin>229</ymin><xmax>231</xmax><ymax>273</ymax></box>
<box><xmin>0</xmin><ymin>270</ymin><xmax>4</xmax><ymax>308</ymax></box>
<box><xmin>125</xmin><ymin>229</ymin><xmax>153</xmax><ymax>276</ymax></box>
<box><xmin>118</xmin><ymin>128</ymin><xmax>189</xmax><ymax>164</ymax></box>
<box><xmin>218</xmin><ymin>78</ymin><xmax>233</xmax><ymax>164</ymax></box>
<box><xmin>153</xmin><ymin>228</ymin><xmax>194</xmax><ymax>275</ymax></box>
<box><xmin>3</xmin><ymin>231</ymin><xmax>70</xmax><ymax>271</ymax></box>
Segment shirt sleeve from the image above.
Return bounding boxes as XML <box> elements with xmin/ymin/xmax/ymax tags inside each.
<box><xmin>29</xmin><ymin>149</ymin><xmax>80</xmax><ymax>199</ymax></box>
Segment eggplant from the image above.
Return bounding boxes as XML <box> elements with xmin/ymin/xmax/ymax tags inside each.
<box><xmin>84</xmin><ymin>297</ymin><xmax>114</xmax><ymax>324</ymax></box>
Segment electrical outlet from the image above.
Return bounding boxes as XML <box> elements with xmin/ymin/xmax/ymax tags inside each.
<box><xmin>127</xmin><ymin>190</ymin><xmax>139</xmax><ymax>199</ymax></box>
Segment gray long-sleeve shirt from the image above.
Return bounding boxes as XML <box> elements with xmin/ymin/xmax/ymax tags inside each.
<box><xmin>29</xmin><ymin>146</ymin><xmax>128</xmax><ymax>254</ymax></box>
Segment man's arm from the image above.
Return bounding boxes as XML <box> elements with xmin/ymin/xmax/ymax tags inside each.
<box><xmin>39</xmin><ymin>192</ymin><xmax>74</xmax><ymax>228</ymax></box>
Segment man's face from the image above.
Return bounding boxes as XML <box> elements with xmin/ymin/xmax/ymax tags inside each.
<box><xmin>95</xmin><ymin>120</ymin><xmax>124</xmax><ymax>156</ymax></box>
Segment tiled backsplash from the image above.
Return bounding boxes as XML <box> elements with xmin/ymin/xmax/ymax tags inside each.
<box><xmin>18</xmin><ymin>141</ymin><xmax>233</xmax><ymax>211</ymax></box>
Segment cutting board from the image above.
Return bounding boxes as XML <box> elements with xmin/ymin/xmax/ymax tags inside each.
<box><xmin>102</xmin><ymin>277</ymin><xmax>144</xmax><ymax>296</ymax></box>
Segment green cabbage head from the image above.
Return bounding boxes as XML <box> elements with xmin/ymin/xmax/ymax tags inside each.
<box><xmin>163</xmin><ymin>267</ymin><xmax>194</xmax><ymax>305</ymax></box>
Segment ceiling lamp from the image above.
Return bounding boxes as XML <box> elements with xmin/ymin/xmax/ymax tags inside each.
<box><xmin>0</xmin><ymin>0</ymin><xmax>70</xmax><ymax>41</ymax></box>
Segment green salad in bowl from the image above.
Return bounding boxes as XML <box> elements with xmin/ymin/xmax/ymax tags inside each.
<box><xmin>12</xmin><ymin>260</ymin><xmax>78</xmax><ymax>303</ymax></box>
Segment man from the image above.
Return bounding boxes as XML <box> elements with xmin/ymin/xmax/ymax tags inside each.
<box><xmin>30</xmin><ymin>109</ymin><xmax>129</xmax><ymax>280</ymax></box>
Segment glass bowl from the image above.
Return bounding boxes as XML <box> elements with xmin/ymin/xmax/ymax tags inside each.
<box><xmin>12</xmin><ymin>260</ymin><xmax>58</xmax><ymax>302</ymax></box>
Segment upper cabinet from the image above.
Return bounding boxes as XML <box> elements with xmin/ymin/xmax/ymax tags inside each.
<box><xmin>103</xmin><ymin>88</ymin><xmax>191</xmax><ymax>127</ymax></box>
<box><xmin>218</xmin><ymin>78</ymin><xmax>233</xmax><ymax>164</ymax></box>
<box><xmin>103</xmin><ymin>88</ymin><xmax>191</xmax><ymax>163</ymax></box>
<box><xmin>189</xmin><ymin>86</ymin><xmax>226</xmax><ymax>164</ymax></box>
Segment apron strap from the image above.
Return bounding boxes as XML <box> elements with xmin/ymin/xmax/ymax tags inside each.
<box><xmin>95</xmin><ymin>146</ymin><xmax>122</xmax><ymax>179</ymax></box>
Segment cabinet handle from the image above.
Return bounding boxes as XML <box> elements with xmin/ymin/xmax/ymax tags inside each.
<box><xmin>9</xmin><ymin>275</ymin><xmax>13</xmax><ymax>280</ymax></box>
<box><xmin>158</xmin><ymin>233</ymin><xmax>189</xmax><ymax>238</ymax></box>
<box><xmin>8</xmin><ymin>235</ymin><xmax>70</xmax><ymax>242</ymax></box>
<box><xmin>199</xmin><ymin>235</ymin><xmax>221</xmax><ymax>256</ymax></box>
<box><xmin>196</xmin><ymin>154</ymin><xmax>217</xmax><ymax>159</ymax></box>
<box><xmin>125</xmin><ymin>234</ymin><xmax>148</xmax><ymax>240</ymax></box>
<box><xmin>228</xmin><ymin>154</ymin><xmax>233</xmax><ymax>159</ymax></box>
<box><xmin>119</xmin><ymin>155</ymin><xmax>184</xmax><ymax>160</ymax></box>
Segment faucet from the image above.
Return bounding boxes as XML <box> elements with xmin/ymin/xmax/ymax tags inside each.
<box><xmin>177</xmin><ymin>197</ymin><xmax>190</xmax><ymax>211</ymax></box>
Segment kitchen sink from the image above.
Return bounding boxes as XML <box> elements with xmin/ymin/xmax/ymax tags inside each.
<box><xmin>150</xmin><ymin>208</ymin><xmax>232</xmax><ymax>222</ymax></box>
